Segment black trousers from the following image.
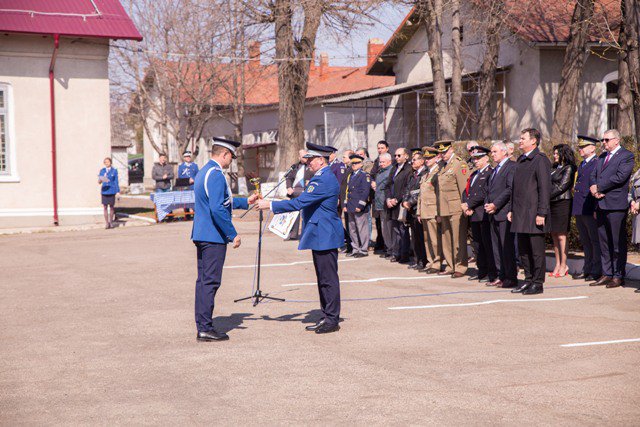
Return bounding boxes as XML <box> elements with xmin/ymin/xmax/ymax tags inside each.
<box><xmin>341</xmin><ymin>210</ymin><xmax>352</xmax><ymax>251</ymax></box>
<box><xmin>597</xmin><ymin>209</ymin><xmax>628</xmax><ymax>279</ymax></box>
<box><xmin>517</xmin><ymin>233</ymin><xmax>546</xmax><ymax>286</ymax></box>
<box><xmin>471</xmin><ymin>221</ymin><xmax>497</xmax><ymax>280</ymax></box>
<box><xmin>194</xmin><ymin>241</ymin><xmax>227</xmax><ymax>332</ymax></box>
<box><xmin>312</xmin><ymin>249</ymin><xmax>341</xmax><ymax>326</ymax></box>
<box><xmin>374</xmin><ymin>216</ymin><xmax>385</xmax><ymax>250</ymax></box>
<box><xmin>490</xmin><ymin>218</ymin><xmax>517</xmax><ymax>284</ymax></box>
<box><xmin>409</xmin><ymin>216</ymin><xmax>427</xmax><ymax>264</ymax></box>
<box><xmin>391</xmin><ymin>219</ymin><xmax>411</xmax><ymax>260</ymax></box>
<box><xmin>575</xmin><ymin>214</ymin><xmax>602</xmax><ymax>277</ymax></box>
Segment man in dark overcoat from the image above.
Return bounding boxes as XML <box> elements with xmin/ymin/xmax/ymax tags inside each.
<box><xmin>508</xmin><ymin>128</ymin><xmax>551</xmax><ymax>295</ymax></box>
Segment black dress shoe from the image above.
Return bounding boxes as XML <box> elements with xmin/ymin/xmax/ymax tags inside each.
<box><xmin>499</xmin><ymin>280</ymin><xmax>517</xmax><ymax>289</ymax></box>
<box><xmin>590</xmin><ymin>276</ymin><xmax>611</xmax><ymax>286</ymax></box>
<box><xmin>305</xmin><ymin>320</ymin><xmax>325</xmax><ymax>331</ymax></box>
<box><xmin>353</xmin><ymin>252</ymin><xmax>368</xmax><ymax>258</ymax></box>
<box><xmin>468</xmin><ymin>275</ymin><xmax>479</xmax><ymax>281</ymax></box>
<box><xmin>585</xmin><ymin>274</ymin><xmax>600</xmax><ymax>282</ymax></box>
<box><xmin>635</xmin><ymin>288</ymin><xmax>640</xmax><ymax>293</ymax></box>
<box><xmin>425</xmin><ymin>268</ymin><xmax>439</xmax><ymax>274</ymax></box>
<box><xmin>345</xmin><ymin>252</ymin><xmax>355</xmax><ymax>257</ymax></box>
<box><xmin>197</xmin><ymin>330</ymin><xmax>229</xmax><ymax>342</ymax></box>
<box><xmin>398</xmin><ymin>258</ymin><xmax>411</xmax><ymax>264</ymax></box>
<box><xmin>315</xmin><ymin>323</ymin><xmax>340</xmax><ymax>334</ymax></box>
<box><xmin>572</xmin><ymin>272</ymin><xmax>587</xmax><ymax>280</ymax></box>
<box><xmin>478</xmin><ymin>277</ymin><xmax>491</xmax><ymax>283</ymax></box>
<box><xmin>408</xmin><ymin>263</ymin><xmax>418</xmax><ymax>269</ymax></box>
<box><xmin>523</xmin><ymin>284</ymin><xmax>543</xmax><ymax>295</ymax></box>
<box><xmin>389</xmin><ymin>257</ymin><xmax>399</xmax><ymax>262</ymax></box>
<box><xmin>511</xmin><ymin>282</ymin><xmax>531</xmax><ymax>293</ymax></box>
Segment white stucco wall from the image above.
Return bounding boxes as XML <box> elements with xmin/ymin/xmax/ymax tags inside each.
<box><xmin>0</xmin><ymin>34</ymin><xmax>111</xmax><ymax>228</ymax></box>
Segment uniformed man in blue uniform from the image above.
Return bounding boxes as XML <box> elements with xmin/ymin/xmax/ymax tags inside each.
<box><xmin>257</xmin><ymin>142</ymin><xmax>344</xmax><ymax>334</ymax></box>
<box><xmin>192</xmin><ymin>137</ymin><xmax>259</xmax><ymax>342</ymax></box>
<box><xmin>177</xmin><ymin>150</ymin><xmax>199</xmax><ymax>190</ymax></box>
<box><xmin>329</xmin><ymin>148</ymin><xmax>347</xmax><ymax>183</ymax></box>
<box><xmin>344</xmin><ymin>153</ymin><xmax>371</xmax><ymax>258</ymax></box>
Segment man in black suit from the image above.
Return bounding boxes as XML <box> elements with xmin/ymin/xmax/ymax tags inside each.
<box><xmin>484</xmin><ymin>141</ymin><xmax>517</xmax><ymax>288</ymax></box>
<box><xmin>589</xmin><ymin>129</ymin><xmax>635</xmax><ymax>288</ymax></box>
<box><xmin>508</xmin><ymin>128</ymin><xmax>551</xmax><ymax>295</ymax></box>
<box><xmin>338</xmin><ymin>150</ymin><xmax>354</xmax><ymax>254</ymax></box>
<box><xmin>462</xmin><ymin>146</ymin><xmax>496</xmax><ymax>283</ymax></box>
<box><xmin>385</xmin><ymin>148</ymin><xmax>412</xmax><ymax>262</ymax></box>
<box><xmin>402</xmin><ymin>150</ymin><xmax>428</xmax><ymax>270</ymax></box>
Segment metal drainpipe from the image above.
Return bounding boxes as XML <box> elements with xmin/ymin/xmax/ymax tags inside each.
<box><xmin>49</xmin><ymin>34</ymin><xmax>60</xmax><ymax>225</ymax></box>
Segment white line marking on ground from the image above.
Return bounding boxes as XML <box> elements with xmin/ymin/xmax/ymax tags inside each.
<box><xmin>560</xmin><ymin>338</ymin><xmax>640</xmax><ymax>348</ymax></box>
<box><xmin>225</xmin><ymin>258</ymin><xmax>357</xmax><ymax>269</ymax></box>
<box><xmin>388</xmin><ymin>296</ymin><xmax>588</xmax><ymax>310</ymax></box>
<box><xmin>282</xmin><ymin>275</ymin><xmax>441</xmax><ymax>287</ymax></box>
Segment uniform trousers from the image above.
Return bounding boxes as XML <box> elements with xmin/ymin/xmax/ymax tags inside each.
<box><xmin>391</xmin><ymin>219</ymin><xmax>411</xmax><ymax>260</ymax></box>
<box><xmin>440</xmin><ymin>213</ymin><xmax>468</xmax><ymax>273</ymax></box>
<box><xmin>490</xmin><ymin>218</ymin><xmax>517</xmax><ymax>284</ymax></box>
<box><xmin>341</xmin><ymin>210</ymin><xmax>353</xmax><ymax>252</ymax></box>
<box><xmin>374</xmin><ymin>215</ymin><xmax>385</xmax><ymax>250</ymax></box>
<box><xmin>471</xmin><ymin>220</ymin><xmax>496</xmax><ymax>280</ymax></box>
<box><xmin>409</xmin><ymin>215</ymin><xmax>427</xmax><ymax>265</ymax></box>
<box><xmin>575</xmin><ymin>214</ymin><xmax>602</xmax><ymax>277</ymax></box>
<box><xmin>311</xmin><ymin>249</ymin><xmax>341</xmax><ymax>326</ymax></box>
<box><xmin>596</xmin><ymin>209</ymin><xmax>628</xmax><ymax>279</ymax></box>
<box><xmin>517</xmin><ymin>233</ymin><xmax>546</xmax><ymax>286</ymax></box>
<box><xmin>347</xmin><ymin>211</ymin><xmax>370</xmax><ymax>255</ymax></box>
<box><xmin>194</xmin><ymin>241</ymin><xmax>227</xmax><ymax>332</ymax></box>
<box><xmin>421</xmin><ymin>218</ymin><xmax>442</xmax><ymax>270</ymax></box>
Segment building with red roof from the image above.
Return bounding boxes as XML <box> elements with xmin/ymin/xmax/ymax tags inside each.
<box><xmin>142</xmin><ymin>40</ymin><xmax>394</xmax><ymax>184</ymax></box>
<box><xmin>0</xmin><ymin>0</ymin><xmax>141</xmax><ymax>228</ymax></box>
<box><xmin>322</xmin><ymin>0</ymin><xmax>628</xmax><ymax>150</ymax></box>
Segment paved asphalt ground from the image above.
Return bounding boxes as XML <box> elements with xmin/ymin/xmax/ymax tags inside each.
<box><xmin>1</xmin><ymin>217</ymin><xmax>639</xmax><ymax>424</ymax></box>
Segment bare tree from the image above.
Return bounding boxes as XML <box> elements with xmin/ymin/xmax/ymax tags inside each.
<box><xmin>620</xmin><ymin>0</ymin><xmax>640</xmax><ymax>146</ymax></box>
<box><xmin>416</xmin><ymin>0</ymin><xmax>464</xmax><ymax>141</ymax></box>
<box><xmin>550</xmin><ymin>0</ymin><xmax>595</xmax><ymax>143</ymax></box>
<box><xmin>247</xmin><ymin>0</ymin><xmax>379</xmax><ymax>171</ymax></box>
<box><xmin>476</xmin><ymin>0</ymin><xmax>504</xmax><ymax>142</ymax></box>
<box><xmin>112</xmin><ymin>0</ymin><xmax>228</xmax><ymax>162</ymax></box>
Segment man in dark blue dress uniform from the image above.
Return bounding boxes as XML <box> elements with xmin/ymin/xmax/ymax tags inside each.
<box><xmin>257</xmin><ymin>142</ymin><xmax>344</xmax><ymax>334</ymax></box>
<box><xmin>572</xmin><ymin>135</ymin><xmax>602</xmax><ymax>281</ymax></box>
<box><xmin>191</xmin><ymin>137</ymin><xmax>259</xmax><ymax>342</ymax></box>
<box><xmin>344</xmin><ymin>153</ymin><xmax>371</xmax><ymax>258</ymax></box>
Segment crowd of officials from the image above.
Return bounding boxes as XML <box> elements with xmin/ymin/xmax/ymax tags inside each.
<box><xmin>283</xmin><ymin>128</ymin><xmax>640</xmax><ymax>295</ymax></box>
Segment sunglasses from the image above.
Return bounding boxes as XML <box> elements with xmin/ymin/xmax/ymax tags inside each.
<box><xmin>395</xmin><ymin>154</ymin><xmax>403</xmax><ymax>157</ymax></box>
<box><xmin>602</xmin><ymin>138</ymin><xmax>617</xmax><ymax>142</ymax></box>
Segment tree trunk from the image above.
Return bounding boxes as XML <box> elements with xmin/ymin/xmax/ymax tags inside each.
<box><xmin>419</xmin><ymin>0</ymin><xmax>463</xmax><ymax>141</ymax></box>
<box><xmin>273</xmin><ymin>0</ymin><xmax>320</xmax><ymax>174</ymax></box>
<box><xmin>550</xmin><ymin>0</ymin><xmax>595</xmax><ymax>143</ymax></box>
<box><xmin>477</xmin><ymin>0</ymin><xmax>502</xmax><ymax>142</ymax></box>
<box><xmin>622</xmin><ymin>0</ymin><xmax>640</xmax><ymax>147</ymax></box>
<box><xmin>617</xmin><ymin>21</ymin><xmax>634</xmax><ymax>137</ymax></box>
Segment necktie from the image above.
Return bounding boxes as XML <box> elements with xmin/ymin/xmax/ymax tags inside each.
<box><xmin>465</xmin><ymin>172</ymin><xmax>474</xmax><ymax>196</ymax></box>
<box><xmin>603</xmin><ymin>153</ymin><xmax>611</xmax><ymax>167</ymax></box>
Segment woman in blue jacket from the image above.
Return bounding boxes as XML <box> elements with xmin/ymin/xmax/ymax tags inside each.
<box><xmin>98</xmin><ymin>157</ymin><xmax>120</xmax><ymax>229</ymax></box>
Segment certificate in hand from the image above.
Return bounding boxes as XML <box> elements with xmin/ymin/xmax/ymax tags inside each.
<box><xmin>99</xmin><ymin>175</ymin><xmax>110</xmax><ymax>183</ymax></box>
<box><xmin>268</xmin><ymin>210</ymin><xmax>300</xmax><ymax>239</ymax></box>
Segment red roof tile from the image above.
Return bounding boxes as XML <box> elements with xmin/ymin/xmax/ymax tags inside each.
<box><xmin>0</xmin><ymin>0</ymin><xmax>142</xmax><ymax>40</ymax></box>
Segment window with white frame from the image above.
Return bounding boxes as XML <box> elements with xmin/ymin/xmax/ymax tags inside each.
<box><xmin>0</xmin><ymin>84</ymin><xmax>8</xmax><ymax>174</ymax></box>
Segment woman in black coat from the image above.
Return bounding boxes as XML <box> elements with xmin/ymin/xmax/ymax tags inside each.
<box><xmin>549</xmin><ymin>144</ymin><xmax>576</xmax><ymax>278</ymax></box>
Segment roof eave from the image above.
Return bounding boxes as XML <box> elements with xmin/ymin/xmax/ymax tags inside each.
<box><xmin>0</xmin><ymin>29</ymin><xmax>142</xmax><ymax>41</ymax></box>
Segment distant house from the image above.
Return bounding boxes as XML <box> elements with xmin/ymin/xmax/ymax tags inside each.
<box><xmin>323</xmin><ymin>0</ymin><xmax>628</xmax><ymax>151</ymax></box>
<box><xmin>0</xmin><ymin>0</ymin><xmax>141</xmax><ymax>228</ymax></box>
<box><xmin>143</xmin><ymin>40</ymin><xmax>395</xmax><ymax>184</ymax></box>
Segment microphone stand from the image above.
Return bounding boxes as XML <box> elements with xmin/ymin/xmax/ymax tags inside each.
<box><xmin>234</xmin><ymin>165</ymin><xmax>296</xmax><ymax>306</ymax></box>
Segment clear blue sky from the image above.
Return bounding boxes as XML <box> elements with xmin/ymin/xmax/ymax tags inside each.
<box><xmin>314</xmin><ymin>4</ymin><xmax>410</xmax><ymax>67</ymax></box>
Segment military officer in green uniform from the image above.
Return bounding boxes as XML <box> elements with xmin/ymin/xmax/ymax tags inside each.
<box><xmin>434</xmin><ymin>140</ymin><xmax>469</xmax><ymax>278</ymax></box>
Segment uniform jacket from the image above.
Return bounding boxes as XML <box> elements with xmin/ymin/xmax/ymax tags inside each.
<box><xmin>99</xmin><ymin>167</ymin><xmax>120</xmax><ymax>195</ymax></box>
<box><xmin>345</xmin><ymin>169</ymin><xmax>371</xmax><ymax>213</ymax></box>
<box><xmin>435</xmin><ymin>156</ymin><xmax>469</xmax><ymax>216</ymax></box>
<box><xmin>550</xmin><ymin>164</ymin><xmax>576</xmax><ymax>201</ymax></box>
<box><xmin>177</xmin><ymin>162</ymin><xmax>199</xmax><ymax>190</ymax></box>
<box><xmin>403</xmin><ymin>167</ymin><xmax>427</xmax><ymax>216</ymax></box>
<box><xmin>329</xmin><ymin>159</ymin><xmax>347</xmax><ymax>184</ymax></box>
<box><xmin>152</xmin><ymin>163</ymin><xmax>174</xmax><ymax>190</ymax></box>
<box><xmin>510</xmin><ymin>147</ymin><xmax>551</xmax><ymax>234</ymax></box>
<box><xmin>374</xmin><ymin>165</ymin><xmax>392</xmax><ymax>212</ymax></box>
<box><xmin>485</xmin><ymin>159</ymin><xmax>515</xmax><ymax>222</ymax></box>
<box><xmin>572</xmin><ymin>156</ymin><xmax>598</xmax><ymax>216</ymax></box>
<box><xmin>385</xmin><ymin>162</ymin><xmax>412</xmax><ymax>220</ymax></box>
<box><xmin>339</xmin><ymin>168</ymin><xmax>353</xmax><ymax>210</ymax></box>
<box><xmin>590</xmin><ymin>146</ymin><xmax>635</xmax><ymax>210</ymax></box>
<box><xmin>462</xmin><ymin>165</ymin><xmax>493</xmax><ymax>222</ymax></box>
<box><xmin>191</xmin><ymin>159</ymin><xmax>248</xmax><ymax>244</ymax></box>
<box><xmin>272</xmin><ymin>166</ymin><xmax>343</xmax><ymax>251</ymax></box>
<box><xmin>417</xmin><ymin>163</ymin><xmax>442</xmax><ymax>219</ymax></box>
